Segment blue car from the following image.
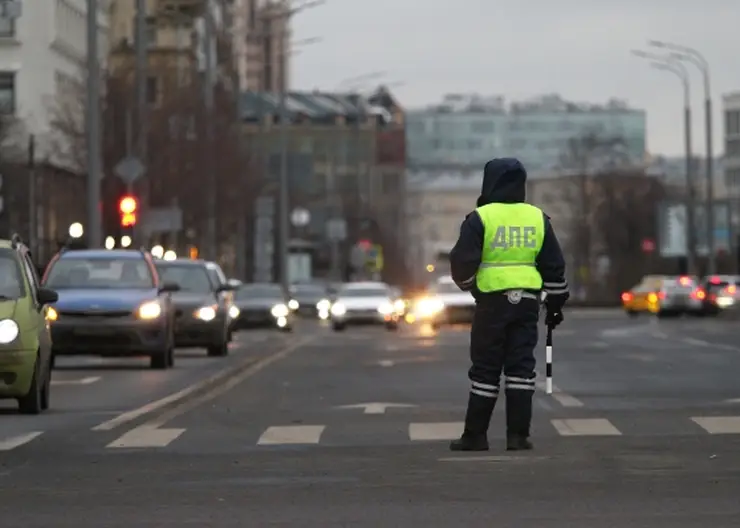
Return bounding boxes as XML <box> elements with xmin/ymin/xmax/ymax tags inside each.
<box><xmin>41</xmin><ymin>249</ymin><xmax>180</xmax><ymax>369</ymax></box>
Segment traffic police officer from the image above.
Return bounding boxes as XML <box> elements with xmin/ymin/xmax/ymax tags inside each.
<box><xmin>448</xmin><ymin>158</ymin><xmax>569</xmax><ymax>452</ymax></box>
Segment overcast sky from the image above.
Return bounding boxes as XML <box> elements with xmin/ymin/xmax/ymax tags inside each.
<box><xmin>290</xmin><ymin>0</ymin><xmax>740</xmax><ymax>157</ymax></box>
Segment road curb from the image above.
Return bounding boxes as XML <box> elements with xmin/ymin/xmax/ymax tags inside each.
<box><xmin>92</xmin><ymin>335</ymin><xmax>316</xmax><ymax>432</ymax></box>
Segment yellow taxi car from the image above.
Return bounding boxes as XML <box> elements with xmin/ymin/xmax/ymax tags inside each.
<box><xmin>621</xmin><ymin>275</ymin><xmax>701</xmax><ymax>317</ymax></box>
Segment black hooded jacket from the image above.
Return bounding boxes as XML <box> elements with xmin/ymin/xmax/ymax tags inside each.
<box><xmin>448</xmin><ymin>158</ymin><xmax>569</xmax><ymax>308</ymax></box>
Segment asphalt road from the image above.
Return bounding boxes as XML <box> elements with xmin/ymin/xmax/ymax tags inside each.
<box><xmin>2</xmin><ymin>311</ymin><xmax>740</xmax><ymax>526</ymax></box>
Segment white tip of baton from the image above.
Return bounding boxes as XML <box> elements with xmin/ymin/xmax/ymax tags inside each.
<box><xmin>545</xmin><ymin>378</ymin><xmax>552</xmax><ymax>394</ymax></box>
<box><xmin>546</xmin><ymin>345</ymin><xmax>552</xmax><ymax>363</ymax></box>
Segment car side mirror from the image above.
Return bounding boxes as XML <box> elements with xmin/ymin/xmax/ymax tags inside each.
<box><xmin>159</xmin><ymin>282</ymin><xmax>181</xmax><ymax>293</ymax></box>
<box><xmin>37</xmin><ymin>288</ymin><xmax>58</xmax><ymax>305</ymax></box>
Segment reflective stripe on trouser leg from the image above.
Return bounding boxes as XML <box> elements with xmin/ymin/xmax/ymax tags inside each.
<box><xmin>503</xmin><ymin>376</ymin><xmax>536</xmax><ymax>391</ymax></box>
<box><xmin>470</xmin><ymin>380</ymin><xmax>499</xmax><ymax>399</ymax></box>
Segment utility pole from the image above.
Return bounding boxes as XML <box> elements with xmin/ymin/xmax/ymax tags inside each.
<box><xmin>27</xmin><ymin>134</ymin><xmax>35</xmax><ymax>255</ymax></box>
<box><xmin>650</xmin><ymin>41</ymin><xmax>716</xmax><ymax>273</ymax></box>
<box><xmin>135</xmin><ymin>0</ymin><xmax>148</xmax><ymax>247</ymax></box>
<box><xmin>274</xmin><ymin>0</ymin><xmax>325</xmax><ymax>295</ymax></box>
<box><xmin>86</xmin><ymin>0</ymin><xmax>102</xmax><ymax>247</ymax></box>
<box><xmin>204</xmin><ymin>2</ymin><xmax>217</xmax><ymax>261</ymax></box>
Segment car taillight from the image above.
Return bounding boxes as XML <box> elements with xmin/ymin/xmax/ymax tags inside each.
<box><xmin>691</xmin><ymin>288</ymin><xmax>706</xmax><ymax>300</ymax></box>
<box><xmin>658</xmin><ymin>292</ymin><xmax>666</xmax><ymax>300</ymax></box>
<box><xmin>679</xmin><ymin>276</ymin><xmax>691</xmax><ymax>286</ymax></box>
<box><xmin>648</xmin><ymin>292</ymin><xmax>659</xmax><ymax>303</ymax></box>
<box><xmin>709</xmin><ymin>277</ymin><xmax>721</xmax><ymax>284</ymax></box>
<box><xmin>621</xmin><ymin>292</ymin><xmax>632</xmax><ymax>302</ymax></box>
<box><xmin>728</xmin><ymin>285</ymin><xmax>737</xmax><ymax>294</ymax></box>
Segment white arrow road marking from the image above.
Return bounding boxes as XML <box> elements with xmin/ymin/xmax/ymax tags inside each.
<box><xmin>378</xmin><ymin>360</ymin><xmax>394</xmax><ymax>367</ymax></box>
<box><xmin>335</xmin><ymin>402</ymin><xmax>418</xmax><ymax>414</ymax></box>
<box><xmin>0</xmin><ymin>432</ymin><xmax>43</xmax><ymax>451</ymax></box>
<box><xmin>51</xmin><ymin>376</ymin><xmax>101</xmax><ymax>386</ymax></box>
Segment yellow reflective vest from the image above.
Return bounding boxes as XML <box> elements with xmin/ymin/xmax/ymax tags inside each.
<box><xmin>475</xmin><ymin>203</ymin><xmax>544</xmax><ymax>292</ymax></box>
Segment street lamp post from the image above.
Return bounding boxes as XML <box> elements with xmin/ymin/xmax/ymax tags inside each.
<box><xmin>632</xmin><ymin>50</ymin><xmax>697</xmax><ymax>274</ymax></box>
<box><xmin>650</xmin><ymin>40</ymin><xmax>715</xmax><ymax>273</ymax></box>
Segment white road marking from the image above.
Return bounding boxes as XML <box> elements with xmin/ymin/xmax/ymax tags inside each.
<box><xmin>551</xmin><ymin>418</ymin><xmax>622</xmax><ymax>436</ymax></box>
<box><xmin>651</xmin><ymin>331</ymin><xmax>668</xmax><ymax>339</ymax></box>
<box><xmin>107</xmin><ymin>426</ymin><xmax>185</xmax><ymax>448</ymax></box>
<box><xmin>601</xmin><ymin>324</ymin><xmax>653</xmax><ymax>338</ymax></box>
<box><xmin>378</xmin><ymin>360</ymin><xmax>394</xmax><ymax>367</ymax></box>
<box><xmin>586</xmin><ymin>341</ymin><xmax>609</xmax><ymax>348</ymax></box>
<box><xmin>384</xmin><ymin>344</ymin><xmax>400</xmax><ymax>351</ymax></box>
<box><xmin>535</xmin><ymin>381</ymin><xmax>584</xmax><ymax>407</ymax></box>
<box><xmin>0</xmin><ymin>432</ymin><xmax>43</xmax><ymax>451</ymax></box>
<box><xmin>439</xmin><ymin>455</ymin><xmax>549</xmax><ymax>462</ymax></box>
<box><xmin>682</xmin><ymin>337</ymin><xmax>711</xmax><ymax>347</ymax></box>
<box><xmin>691</xmin><ymin>416</ymin><xmax>740</xmax><ymax>434</ymax></box>
<box><xmin>51</xmin><ymin>376</ymin><xmax>101</xmax><ymax>386</ymax></box>
<box><xmin>257</xmin><ymin>425</ymin><xmax>325</xmax><ymax>445</ymax></box>
<box><xmin>92</xmin><ymin>335</ymin><xmax>317</xmax><ymax>431</ymax></box>
<box><xmin>408</xmin><ymin>422</ymin><xmax>463</xmax><ymax>441</ymax></box>
<box><xmin>335</xmin><ymin>402</ymin><xmax>417</xmax><ymax>414</ymax></box>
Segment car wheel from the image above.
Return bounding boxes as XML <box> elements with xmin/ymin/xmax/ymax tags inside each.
<box><xmin>626</xmin><ymin>310</ymin><xmax>638</xmax><ymax>318</ymax></box>
<box><xmin>40</xmin><ymin>359</ymin><xmax>51</xmax><ymax>411</ymax></box>
<box><xmin>332</xmin><ymin>322</ymin><xmax>346</xmax><ymax>332</ymax></box>
<box><xmin>18</xmin><ymin>356</ymin><xmax>43</xmax><ymax>415</ymax></box>
<box><xmin>431</xmin><ymin>322</ymin><xmax>441</xmax><ymax>330</ymax></box>
<box><xmin>385</xmin><ymin>322</ymin><xmax>398</xmax><ymax>331</ymax></box>
<box><xmin>150</xmin><ymin>348</ymin><xmax>170</xmax><ymax>369</ymax></box>
<box><xmin>207</xmin><ymin>336</ymin><xmax>229</xmax><ymax>357</ymax></box>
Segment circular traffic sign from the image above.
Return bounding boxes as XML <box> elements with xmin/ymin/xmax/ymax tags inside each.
<box><xmin>290</xmin><ymin>208</ymin><xmax>310</xmax><ymax>227</ymax></box>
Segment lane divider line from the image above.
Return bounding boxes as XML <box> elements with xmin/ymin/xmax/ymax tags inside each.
<box><xmin>92</xmin><ymin>335</ymin><xmax>316</xmax><ymax>432</ymax></box>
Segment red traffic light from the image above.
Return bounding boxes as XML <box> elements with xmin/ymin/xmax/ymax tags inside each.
<box><xmin>119</xmin><ymin>195</ymin><xmax>138</xmax><ymax>227</ymax></box>
<box><xmin>119</xmin><ymin>196</ymin><xmax>138</xmax><ymax>215</ymax></box>
<box><xmin>358</xmin><ymin>239</ymin><xmax>371</xmax><ymax>250</ymax></box>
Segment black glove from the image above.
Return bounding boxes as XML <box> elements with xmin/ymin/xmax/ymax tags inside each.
<box><xmin>545</xmin><ymin>305</ymin><xmax>564</xmax><ymax>328</ymax></box>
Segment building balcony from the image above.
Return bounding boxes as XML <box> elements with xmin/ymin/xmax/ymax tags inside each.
<box><xmin>156</xmin><ymin>0</ymin><xmax>205</xmax><ymax>17</ymax></box>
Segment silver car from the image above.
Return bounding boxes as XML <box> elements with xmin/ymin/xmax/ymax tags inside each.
<box><xmin>329</xmin><ymin>282</ymin><xmax>400</xmax><ymax>332</ymax></box>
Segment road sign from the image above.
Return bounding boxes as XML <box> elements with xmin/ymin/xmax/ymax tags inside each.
<box><xmin>114</xmin><ymin>156</ymin><xmax>145</xmax><ymax>184</ymax></box>
<box><xmin>335</xmin><ymin>403</ymin><xmax>417</xmax><ymax>415</ymax></box>
<box><xmin>290</xmin><ymin>207</ymin><xmax>310</xmax><ymax>227</ymax></box>
<box><xmin>326</xmin><ymin>218</ymin><xmax>346</xmax><ymax>241</ymax></box>
<box><xmin>141</xmin><ymin>206</ymin><xmax>182</xmax><ymax>235</ymax></box>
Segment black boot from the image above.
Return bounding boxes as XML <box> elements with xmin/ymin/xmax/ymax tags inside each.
<box><xmin>505</xmin><ymin>389</ymin><xmax>533</xmax><ymax>451</ymax></box>
<box><xmin>449</xmin><ymin>393</ymin><xmax>496</xmax><ymax>451</ymax></box>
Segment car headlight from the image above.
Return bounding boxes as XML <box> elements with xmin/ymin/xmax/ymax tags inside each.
<box><xmin>0</xmin><ymin>319</ymin><xmax>19</xmax><ymax>344</ymax></box>
<box><xmin>316</xmin><ymin>299</ymin><xmax>331</xmax><ymax>311</ymax></box>
<box><xmin>271</xmin><ymin>303</ymin><xmax>289</xmax><ymax>318</ymax></box>
<box><xmin>330</xmin><ymin>302</ymin><xmax>346</xmax><ymax>316</ymax></box>
<box><xmin>288</xmin><ymin>299</ymin><xmax>299</xmax><ymax>310</ymax></box>
<box><xmin>137</xmin><ymin>300</ymin><xmax>162</xmax><ymax>319</ymax></box>
<box><xmin>416</xmin><ymin>297</ymin><xmax>444</xmax><ymax>317</ymax></box>
<box><xmin>228</xmin><ymin>305</ymin><xmax>240</xmax><ymax>319</ymax></box>
<box><xmin>378</xmin><ymin>301</ymin><xmax>394</xmax><ymax>315</ymax></box>
<box><xmin>195</xmin><ymin>305</ymin><xmax>217</xmax><ymax>321</ymax></box>
<box><xmin>46</xmin><ymin>307</ymin><xmax>58</xmax><ymax>321</ymax></box>
<box><xmin>393</xmin><ymin>299</ymin><xmax>405</xmax><ymax>312</ymax></box>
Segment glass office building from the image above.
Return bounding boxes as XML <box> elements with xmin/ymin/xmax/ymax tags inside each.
<box><xmin>406</xmin><ymin>94</ymin><xmax>647</xmax><ymax>175</ymax></box>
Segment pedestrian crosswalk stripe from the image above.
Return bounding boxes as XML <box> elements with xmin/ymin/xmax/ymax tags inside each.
<box><xmin>107</xmin><ymin>426</ymin><xmax>186</xmax><ymax>448</ymax></box>
<box><xmin>408</xmin><ymin>422</ymin><xmax>463</xmax><ymax>441</ymax></box>
<box><xmin>550</xmin><ymin>418</ymin><xmax>622</xmax><ymax>436</ymax></box>
<box><xmin>691</xmin><ymin>416</ymin><xmax>740</xmax><ymax>434</ymax></box>
<box><xmin>0</xmin><ymin>431</ymin><xmax>43</xmax><ymax>451</ymax></box>
<box><xmin>257</xmin><ymin>425</ymin><xmax>325</xmax><ymax>445</ymax></box>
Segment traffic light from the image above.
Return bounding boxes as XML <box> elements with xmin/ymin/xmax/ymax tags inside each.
<box><xmin>119</xmin><ymin>195</ymin><xmax>138</xmax><ymax>228</ymax></box>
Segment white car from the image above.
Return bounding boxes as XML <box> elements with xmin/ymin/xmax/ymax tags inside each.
<box><xmin>329</xmin><ymin>282</ymin><xmax>400</xmax><ymax>331</ymax></box>
<box><xmin>415</xmin><ymin>276</ymin><xmax>475</xmax><ymax>328</ymax></box>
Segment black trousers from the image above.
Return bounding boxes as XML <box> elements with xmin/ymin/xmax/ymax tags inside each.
<box><xmin>468</xmin><ymin>294</ymin><xmax>539</xmax><ymax>400</ymax></box>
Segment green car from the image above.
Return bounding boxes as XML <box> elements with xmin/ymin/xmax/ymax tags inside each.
<box><xmin>0</xmin><ymin>235</ymin><xmax>58</xmax><ymax>414</ymax></box>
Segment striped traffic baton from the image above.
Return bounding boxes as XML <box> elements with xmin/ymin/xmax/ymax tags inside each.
<box><xmin>545</xmin><ymin>324</ymin><xmax>553</xmax><ymax>394</ymax></box>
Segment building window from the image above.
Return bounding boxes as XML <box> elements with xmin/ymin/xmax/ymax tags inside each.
<box><xmin>0</xmin><ymin>72</ymin><xmax>15</xmax><ymax>114</ymax></box>
<box><xmin>725</xmin><ymin>110</ymin><xmax>740</xmax><ymax>136</ymax></box>
<box><xmin>146</xmin><ymin>76</ymin><xmax>158</xmax><ymax>105</ymax></box>
<box><xmin>726</xmin><ymin>139</ymin><xmax>740</xmax><ymax>157</ymax></box>
<box><xmin>145</xmin><ymin>17</ymin><xmax>157</xmax><ymax>47</ymax></box>
<box><xmin>725</xmin><ymin>168</ymin><xmax>740</xmax><ymax>190</ymax></box>
<box><xmin>0</xmin><ymin>15</ymin><xmax>15</xmax><ymax>37</ymax></box>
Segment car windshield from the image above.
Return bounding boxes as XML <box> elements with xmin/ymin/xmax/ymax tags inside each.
<box><xmin>155</xmin><ymin>263</ymin><xmax>213</xmax><ymax>293</ymax></box>
<box><xmin>0</xmin><ymin>249</ymin><xmax>25</xmax><ymax>299</ymax></box>
<box><xmin>236</xmin><ymin>284</ymin><xmax>283</xmax><ymax>300</ymax></box>
<box><xmin>340</xmin><ymin>287</ymin><xmax>388</xmax><ymax>297</ymax></box>
<box><xmin>431</xmin><ymin>282</ymin><xmax>459</xmax><ymax>294</ymax></box>
<box><xmin>291</xmin><ymin>285</ymin><xmax>326</xmax><ymax>297</ymax></box>
<box><xmin>44</xmin><ymin>257</ymin><xmax>154</xmax><ymax>289</ymax></box>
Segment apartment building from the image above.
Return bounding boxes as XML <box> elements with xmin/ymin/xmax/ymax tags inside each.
<box><xmin>0</xmin><ymin>0</ymin><xmax>109</xmax><ymax>160</ymax></box>
<box><xmin>237</xmin><ymin>0</ymin><xmax>289</xmax><ymax>92</ymax></box>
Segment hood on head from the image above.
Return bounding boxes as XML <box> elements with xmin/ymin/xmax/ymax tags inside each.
<box><xmin>476</xmin><ymin>158</ymin><xmax>527</xmax><ymax>206</ymax></box>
